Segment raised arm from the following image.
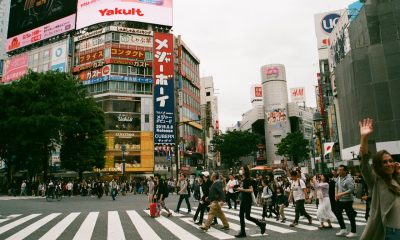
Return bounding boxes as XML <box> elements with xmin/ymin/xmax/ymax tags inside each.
<box><xmin>359</xmin><ymin>118</ymin><xmax>376</xmax><ymax>188</ymax></box>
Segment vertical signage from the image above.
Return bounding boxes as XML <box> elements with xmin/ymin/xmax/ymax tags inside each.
<box><xmin>153</xmin><ymin>32</ymin><xmax>175</xmax><ymax>146</ymax></box>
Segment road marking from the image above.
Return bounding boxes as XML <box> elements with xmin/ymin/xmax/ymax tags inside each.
<box><xmin>108</xmin><ymin>211</ymin><xmax>125</xmax><ymax>240</ymax></box>
<box><xmin>0</xmin><ymin>214</ymin><xmax>41</xmax><ymax>235</ymax></box>
<box><xmin>72</xmin><ymin>212</ymin><xmax>99</xmax><ymax>240</ymax></box>
<box><xmin>216</xmin><ymin>209</ymin><xmax>296</xmax><ymax>234</ymax></box>
<box><xmin>181</xmin><ymin>207</ymin><xmax>247</xmax><ymax>232</ymax></box>
<box><xmin>144</xmin><ymin>210</ymin><xmax>201</xmax><ymax>240</ymax></box>
<box><xmin>126</xmin><ymin>210</ymin><xmax>161</xmax><ymax>240</ymax></box>
<box><xmin>0</xmin><ymin>214</ymin><xmax>21</xmax><ymax>224</ymax></box>
<box><xmin>39</xmin><ymin>212</ymin><xmax>80</xmax><ymax>240</ymax></box>
<box><xmin>180</xmin><ymin>217</ymin><xmax>234</xmax><ymax>239</ymax></box>
<box><xmin>5</xmin><ymin>213</ymin><xmax>60</xmax><ymax>240</ymax></box>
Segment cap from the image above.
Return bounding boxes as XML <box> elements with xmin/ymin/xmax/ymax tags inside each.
<box><xmin>201</xmin><ymin>171</ymin><xmax>210</xmax><ymax>177</ymax></box>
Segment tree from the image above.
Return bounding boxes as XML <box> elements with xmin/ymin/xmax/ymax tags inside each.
<box><xmin>211</xmin><ymin>130</ymin><xmax>261</xmax><ymax>168</ymax></box>
<box><xmin>276</xmin><ymin>131</ymin><xmax>309</xmax><ymax>166</ymax></box>
<box><xmin>0</xmin><ymin>71</ymin><xmax>105</xmax><ymax>183</ymax></box>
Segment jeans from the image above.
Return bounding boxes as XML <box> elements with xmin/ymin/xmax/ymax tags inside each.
<box><xmin>294</xmin><ymin>199</ymin><xmax>311</xmax><ymax>223</ymax></box>
<box><xmin>386</xmin><ymin>227</ymin><xmax>400</xmax><ymax>240</ymax></box>
<box><xmin>176</xmin><ymin>194</ymin><xmax>191</xmax><ymax>212</ymax></box>
<box><xmin>334</xmin><ymin>201</ymin><xmax>356</xmax><ymax>233</ymax></box>
<box><xmin>111</xmin><ymin>189</ymin><xmax>117</xmax><ymax>200</ymax></box>
<box><xmin>239</xmin><ymin>200</ymin><xmax>262</xmax><ymax>234</ymax></box>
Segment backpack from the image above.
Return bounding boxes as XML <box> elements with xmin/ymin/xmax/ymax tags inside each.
<box><xmin>162</xmin><ymin>180</ymin><xmax>169</xmax><ymax>198</ymax></box>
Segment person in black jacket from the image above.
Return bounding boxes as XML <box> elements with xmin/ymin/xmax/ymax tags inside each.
<box><xmin>200</xmin><ymin>172</ymin><xmax>229</xmax><ymax>231</ymax></box>
<box><xmin>193</xmin><ymin>171</ymin><xmax>217</xmax><ymax>225</ymax></box>
<box><xmin>235</xmin><ymin>166</ymin><xmax>266</xmax><ymax>238</ymax></box>
<box><xmin>154</xmin><ymin>173</ymin><xmax>172</xmax><ymax>217</ymax></box>
<box><xmin>328</xmin><ymin>172</ymin><xmax>337</xmax><ymax>212</ymax></box>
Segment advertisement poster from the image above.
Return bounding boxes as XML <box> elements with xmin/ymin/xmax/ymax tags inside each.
<box><xmin>76</xmin><ymin>0</ymin><xmax>173</xmax><ymax>29</ymax></box>
<box><xmin>1</xmin><ymin>54</ymin><xmax>29</xmax><ymax>83</ymax></box>
<box><xmin>8</xmin><ymin>0</ymin><xmax>77</xmax><ymax>38</ymax></box>
<box><xmin>153</xmin><ymin>32</ymin><xmax>175</xmax><ymax>149</ymax></box>
<box><xmin>290</xmin><ymin>87</ymin><xmax>305</xmax><ymax>103</ymax></box>
<box><xmin>7</xmin><ymin>14</ymin><xmax>76</xmax><ymax>52</ymax></box>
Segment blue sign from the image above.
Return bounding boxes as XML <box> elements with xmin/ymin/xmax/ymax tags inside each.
<box><xmin>51</xmin><ymin>63</ymin><xmax>66</xmax><ymax>72</ymax></box>
<box><xmin>321</xmin><ymin>13</ymin><xmax>341</xmax><ymax>34</ymax></box>
<box><xmin>154</xmin><ymin>82</ymin><xmax>175</xmax><ymax>145</ymax></box>
<box><xmin>82</xmin><ymin>75</ymin><xmax>153</xmax><ymax>85</ymax></box>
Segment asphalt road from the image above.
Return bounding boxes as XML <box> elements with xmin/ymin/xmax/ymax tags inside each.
<box><xmin>0</xmin><ymin>193</ymin><xmax>366</xmax><ymax>240</ymax></box>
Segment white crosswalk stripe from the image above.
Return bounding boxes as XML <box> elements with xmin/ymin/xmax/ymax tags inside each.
<box><xmin>108</xmin><ymin>211</ymin><xmax>125</xmax><ymax>240</ymax></box>
<box><xmin>0</xmin><ymin>205</ymin><xmax>366</xmax><ymax>240</ymax></box>
<box><xmin>72</xmin><ymin>212</ymin><xmax>99</xmax><ymax>240</ymax></box>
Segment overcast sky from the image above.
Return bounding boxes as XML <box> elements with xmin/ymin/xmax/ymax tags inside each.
<box><xmin>172</xmin><ymin>0</ymin><xmax>356</xmax><ymax>131</ymax></box>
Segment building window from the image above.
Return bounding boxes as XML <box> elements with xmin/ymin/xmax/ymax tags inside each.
<box><xmin>206</xmin><ymin>92</ymin><xmax>211</xmax><ymax>96</ymax></box>
<box><xmin>145</xmin><ymin>114</ymin><xmax>149</xmax><ymax>123</ymax></box>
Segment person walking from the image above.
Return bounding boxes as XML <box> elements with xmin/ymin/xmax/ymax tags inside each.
<box><xmin>175</xmin><ymin>173</ymin><xmax>191</xmax><ymax>213</ymax></box>
<box><xmin>312</xmin><ymin>174</ymin><xmax>336</xmax><ymax>229</ymax></box>
<box><xmin>199</xmin><ymin>172</ymin><xmax>229</xmax><ymax>232</ymax></box>
<box><xmin>147</xmin><ymin>176</ymin><xmax>155</xmax><ymax>205</ymax></box>
<box><xmin>334</xmin><ymin>165</ymin><xmax>357</xmax><ymax>237</ymax></box>
<box><xmin>289</xmin><ymin>170</ymin><xmax>313</xmax><ymax>227</ymax></box>
<box><xmin>226</xmin><ymin>174</ymin><xmax>239</xmax><ymax>209</ymax></box>
<box><xmin>358</xmin><ymin>118</ymin><xmax>400</xmax><ymax>240</ymax></box>
<box><xmin>235</xmin><ymin>166</ymin><xmax>266</xmax><ymax>238</ymax></box>
<box><xmin>260</xmin><ymin>178</ymin><xmax>274</xmax><ymax>221</ymax></box>
<box><xmin>153</xmin><ymin>173</ymin><xmax>172</xmax><ymax>217</ymax></box>
<box><xmin>20</xmin><ymin>180</ymin><xmax>27</xmax><ymax>196</ymax></box>
<box><xmin>275</xmin><ymin>186</ymin><xmax>287</xmax><ymax>223</ymax></box>
<box><xmin>110</xmin><ymin>179</ymin><xmax>118</xmax><ymax>201</ymax></box>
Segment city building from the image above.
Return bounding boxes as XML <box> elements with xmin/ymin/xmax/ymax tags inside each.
<box><xmin>261</xmin><ymin>64</ymin><xmax>291</xmax><ymax>166</ymax></box>
<box><xmin>0</xmin><ymin>0</ymin><xmax>10</xmax><ymax>62</ymax></box>
<box><xmin>331</xmin><ymin>0</ymin><xmax>400</xmax><ymax>161</ymax></box>
<box><xmin>200</xmin><ymin>76</ymin><xmax>220</xmax><ymax>170</ymax></box>
<box><xmin>176</xmin><ymin>36</ymin><xmax>203</xmax><ymax>175</ymax></box>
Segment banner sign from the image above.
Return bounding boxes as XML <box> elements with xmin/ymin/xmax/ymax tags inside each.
<box><xmin>82</xmin><ymin>75</ymin><xmax>153</xmax><ymax>85</ymax></box>
<box><xmin>153</xmin><ymin>32</ymin><xmax>175</xmax><ymax>145</ymax></box>
<box><xmin>290</xmin><ymin>87</ymin><xmax>305</xmax><ymax>103</ymax></box>
<box><xmin>76</xmin><ymin>0</ymin><xmax>173</xmax><ymax>29</ymax></box>
<box><xmin>7</xmin><ymin>14</ymin><xmax>76</xmax><ymax>52</ymax></box>
<box><xmin>111</xmin><ymin>48</ymin><xmax>145</xmax><ymax>59</ymax></box>
<box><xmin>79</xmin><ymin>49</ymin><xmax>104</xmax><ymax>64</ymax></box>
<box><xmin>119</xmin><ymin>33</ymin><xmax>153</xmax><ymax>47</ymax></box>
<box><xmin>78</xmin><ymin>65</ymin><xmax>111</xmax><ymax>81</ymax></box>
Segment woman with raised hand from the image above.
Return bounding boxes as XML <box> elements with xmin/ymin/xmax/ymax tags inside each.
<box><xmin>359</xmin><ymin>118</ymin><xmax>400</xmax><ymax>240</ymax></box>
<box><xmin>312</xmin><ymin>173</ymin><xmax>336</xmax><ymax>229</ymax></box>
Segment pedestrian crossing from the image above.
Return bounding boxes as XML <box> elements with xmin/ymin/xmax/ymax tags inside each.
<box><xmin>0</xmin><ymin>205</ymin><xmax>367</xmax><ymax>240</ymax></box>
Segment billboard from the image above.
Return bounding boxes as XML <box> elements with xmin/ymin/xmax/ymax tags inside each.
<box><xmin>51</xmin><ymin>40</ymin><xmax>68</xmax><ymax>72</ymax></box>
<box><xmin>261</xmin><ymin>64</ymin><xmax>286</xmax><ymax>82</ymax></box>
<box><xmin>76</xmin><ymin>0</ymin><xmax>173</xmax><ymax>29</ymax></box>
<box><xmin>6</xmin><ymin>14</ymin><xmax>76</xmax><ymax>52</ymax></box>
<box><xmin>290</xmin><ymin>87</ymin><xmax>305</xmax><ymax>103</ymax></box>
<box><xmin>78</xmin><ymin>65</ymin><xmax>111</xmax><ymax>81</ymax></box>
<box><xmin>153</xmin><ymin>32</ymin><xmax>174</xmax><ymax>146</ymax></box>
<box><xmin>1</xmin><ymin>53</ymin><xmax>29</xmax><ymax>83</ymax></box>
<box><xmin>250</xmin><ymin>84</ymin><xmax>263</xmax><ymax>102</ymax></box>
<box><xmin>119</xmin><ymin>33</ymin><xmax>153</xmax><ymax>47</ymax></box>
<box><xmin>111</xmin><ymin>48</ymin><xmax>145</xmax><ymax>59</ymax></box>
<box><xmin>314</xmin><ymin>10</ymin><xmax>345</xmax><ymax>60</ymax></box>
<box><xmin>266</xmin><ymin>108</ymin><xmax>287</xmax><ymax>125</ymax></box>
<box><xmin>328</xmin><ymin>12</ymin><xmax>351</xmax><ymax>71</ymax></box>
<box><xmin>7</xmin><ymin>0</ymin><xmax>78</xmax><ymax>38</ymax></box>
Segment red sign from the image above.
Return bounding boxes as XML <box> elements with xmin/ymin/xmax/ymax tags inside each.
<box><xmin>79</xmin><ymin>50</ymin><xmax>104</xmax><ymax>64</ymax></box>
<box><xmin>111</xmin><ymin>48</ymin><xmax>145</xmax><ymax>60</ymax></box>
<box><xmin>1</xmin><ymin>54</ymin><xmax>28</xmax><ymax>83</ymax></box>
<box><xmin>255</xmin><ymin>87</ymin><xmax>262</xmax><ymax>97</ymax></box>
<box><xmin>78</xmin><ymin>65</ymin><xmax>111</xmax><ymax>81</ymax></box>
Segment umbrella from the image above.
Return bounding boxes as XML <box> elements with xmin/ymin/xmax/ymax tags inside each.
<box><xmin>250</xmin><ymin>166</ymin><xmax>272</xmax><ymax>171</ymax></box>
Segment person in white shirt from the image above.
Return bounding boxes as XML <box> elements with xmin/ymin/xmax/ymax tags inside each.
<box><xmin>225</xmin><ymin>174</ymin><xmax>238</xmax><ymax>209</ymax></box>
<box><xmin>288</xmin><ymin>170</ymin><xmax>313</xmax><ymax>227</ymax></box>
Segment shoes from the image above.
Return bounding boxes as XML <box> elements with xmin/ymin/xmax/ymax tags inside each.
<box><xmin>194</xmin><ymin>222</ymin><xmax>202</xmax><ymax>225</ymax></box>
<box><xmin>211</xmin><ymin>222</ymin><xmax>217</xmax><ymax>226</ymax></box>
<box><xmin>281</xmin><ymin>218</ymin><xmax>286</xmax><ymax>223</ymax></box>
<box><xmin>220</xmin><ymin>226</ymin><xmax>230</xmax><ymax>230</ymax></box>
<box><xmin>199</xmin><ymin>226</ymin><xmax>208</xmax><ymax>231</ymax></box>
<box><xmin>336</xmin><ymin>229</ymin><xmax>348</xmax><ymax>236</ymax></box>
<box><xmin>308</xmin><ymin>217</ymin><xmax>313</xmax><ymax>225</ymax></box>
<box><xmin>234</xmin><ymin>233</ymin><xmax>246</xmax><ymax>238</ymax></box>
<box><xmin>289</xmin><ymin>222</ymin><xmax>298</xmax><ymax>227</ymax></box>
<box><xmin>261</xmin><ymin>218</ymin><xmax>265</xmax><ymax>222</ymax></box>
<box><xmin>267</xmin><ymin>214</ymin><xmax>272</xmax><ymax>218</ymax></box>
<box><xmin>167</xmin><ymin>212</ymin><xmax>172</xmax><ymax>218</ymax></box>
<box><xmin>260</xmin><ymin>222</ymin><xmax>266</xmax><ymax>235</ymax></box>
<box><xmin>276</xmin><ymin>217</ymin><xmax>280</xmax><ymax>221</ymax></box>
<box><xmin>228</xmin><ymin>207</ymin><xmax>232</xmax><ymax>209</ymax></box>
<box><xmin>325</xmin><ymin>225</ymin><xmax>333</xmax><ymax>229</ymax></box>
<box><xmin>175</xmin><ymin>210</ymin><xmax>179</xmax><ymax>213</ymax></box>
<box><xmin>346</xmin><ymin>232</ymin><xmax>357</xmax><ymax>238</ymax></box>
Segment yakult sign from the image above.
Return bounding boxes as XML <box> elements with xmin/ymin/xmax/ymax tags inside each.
<box><xmin>76</xmin><ymin>0</ymin><xmax>173</xmax><ymax>30</ymax></box>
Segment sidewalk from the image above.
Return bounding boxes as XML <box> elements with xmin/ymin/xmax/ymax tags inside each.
<box><xmin>353</xmin><ymin>198</ymin><xmax>366</xmax><ymax>211</ymax></box>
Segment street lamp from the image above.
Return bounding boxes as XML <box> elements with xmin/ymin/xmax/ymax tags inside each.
<box><xmin>313</xmin><ymin>111</ymin><xmax>324</xmax><ymax>173</ymax></box>
<box><xmin>121</xmin><ymin>144</ymin><xmax>126</xmax><ymax>180</ymax></box>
